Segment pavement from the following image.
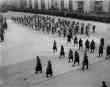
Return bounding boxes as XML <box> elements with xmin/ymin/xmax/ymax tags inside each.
<box><xmin>0</xmin><ymin>12</ymin><xmax>110</xmax><ymax>87</ymax></box>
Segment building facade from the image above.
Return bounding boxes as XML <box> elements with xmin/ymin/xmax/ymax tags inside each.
<box><xmin>7</xmin><ymin>0</ymin><xmax>110</xmax><ymax>13</ymax></box>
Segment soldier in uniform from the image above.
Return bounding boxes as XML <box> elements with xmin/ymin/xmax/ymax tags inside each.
<box><xmin>74</xmin><ymin>51</ymin><xmax>80</xmax><ymax>65</ymax></box>
<box><xmin>90</xmin><ymin>40</ymin><xmax>95</xmax><ymax>53</ymax></box>
<box><xmin>53</xmin><ymin>40</ymin><xmax>57</xmax><ymax>52</ymax></box>
<box><xmin>85</xmin><ymin>39</ymin><xmax>90</xmax><ymax>51</ymax></box>
<box><xmin>79</xmin><ymin>38</ymin><xmax>83</xmax><ymax>50</ymax></box>
<box><xmin>98</xmin><ymin>45</ymin><xmax>104</xmax><ymax>57</ymax></box>
<box><xmin>74</xmin><ymin>36</ymin><xmax>78</xmax><ymax>47</ymax></box>
<box><xmin>60</xmin><ymin>45</ymin><xmax>65</xmax><ymax>58</ymax></box>
<box><xmin>68</xmin><ymin>48</ymin><xmax>73</xmax><ymax>63</ymax></box>
<box><xmin>82</xmin><ymin>51</ymin><xmax>89</xmax><ymax>71</ymax></box>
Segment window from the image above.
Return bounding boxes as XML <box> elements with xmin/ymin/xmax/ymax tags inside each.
<box><xmin>41</xmin><ymin>0</ymin><xmax>45</xmax><ymax>9</ymax></box>
<box><xmin>35</xmin><ymin>0</ymin><xmax>38</xmax><ymax>9</ymax></box>
<box><xmin>29</xmin><ymin>0</ymin><xmax>32</xmax><ymax>8</ymax></box>
<box><xmin>51</xmin><ymin>0</ymin><xmax>58</xmax><ymax>9</ymax></box>
<box><xmin>77</xmin><ymin>1</ymin><xmax>84</xmax><ymax>11</ymax></box>
<box><xmin>94</xmin><ymin>1</ymin><xmax>103</xmax><ymax>12</ymax></box>
<box><xmin>20</xmin><ymin>0</ymin><xmax>26</xmax><ymax>8</ymax></box>
<box><xmin>69</xmin><ymin>0</ymin><xmax>73</xmax><ymax>10</ymax></box>
<box><xmin>61</xmin><ymin>0</ymin><xmax>64</xmax><ymax>10</ymax></box>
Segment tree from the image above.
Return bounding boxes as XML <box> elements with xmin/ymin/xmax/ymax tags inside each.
<box><xmin>46</xmin><ymin>60</ymin><xmax>53</xmax><ymax>78</ymax></box>
<box><xmin>35</xmin><ymin>56</ymin><xmax>42</xmax><ymax>74</ymax></box>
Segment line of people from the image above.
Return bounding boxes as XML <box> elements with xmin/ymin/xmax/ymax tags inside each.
<box><xmin>11</xmin><ymin>14</ymin><xmax>96</xmax><ymax>38</ymax></box>
<box><xmin>52</xmin><ymin>36</ymin><xmax>110</xmax><ymax>71</ymax></box>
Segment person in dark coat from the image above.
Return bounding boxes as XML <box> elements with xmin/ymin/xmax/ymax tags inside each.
<box><xmin>85</xmin><ymin>39</ymin><xmax>90</xmax><ymax>51</ymax></box>
<box><xmin>46</xmin><ymin>60</ymin><xmax>53</xmax><ymax>78</ymax></box>
<box><xmin>63</xmin><ymin>29</ymin><xmax>66</xmax><ymax>37</ymax></box>
<box><xmin>74</xmin><ymin>36</ymin><xmax>78</xmax><ymax>46</ymax></box>
<box><xmin>90</xmin><ymin>40</ymin><xmax>95</xmax><ymax>53</ymax></box>
<box><xmin>3</xmin><ymin>21</ymin><xmax>8</xmax><ymax>31</ymax></box>
<box><xmin>81</xmin><ymin>23</ymin><xmax>84</xmax><ymax>34</ymax></box>
<box><xmin>85</xmin><ymin>25</ymin><xmax>89</xmax><ymax>36</ymax></box>
<box><xmin>102</xmin><ymin>81</ymin><xmax>108</xmax><ymax>87</ymax></box>
<box><xmin>35</xmin><ymin>56</ymin><xmax>42</xmax><ymax>74</ymax></box>
<box><xmin>60</xmin><ymin>45</ymin><xmax>65</xmax><ymax>58</ymax></box>
<box><xmin>68</xmin><ymin>48</ymin><xmax>73</xmax><ymax>63</ymax></box>
<box><xmin>98</xmin><ymin>45</ymin><xmax>104</xmax><ymax>57</ymax></box>
<box><xmin>53</xmin><ymin>40</ymin><xmax>57</xmax><ymax>52</ymax></box>
<box><xmin>0</xmin><ymin>30</ymin><xmax>4</xmax><ymax>42</ymax></box>
<box><xmin>58</xmin><ymin>30</ymin><xmax>61</xmax><ymax>37</ymax></box>
<box><xmin>100</xmin><ymin>38</ymin><xmax>104</xmax><ymax>48</ymax></box>
<box><xmin>92</xmin><ymin>25</ymin><xmax>96</xmax><ymax>33</ymax></box>
<box><xmin>82</xmin><ymin>52</ymin><xmax>89</xmax><ymax>71</ymax></box>
<box><xmin>67</xmin><ymin>34</ymin><xmax>71</xmax><ymax>43</ymax></box>
<box><xmin>74</xmin><ymin>51</ymin><xmax>80</xmax><ymax>65</ymax></box>
<box><xmin>79</xmin><ymin>38</ymin><xmax>83</xmax><ymax>50</ymax></box>
<box><xmin>105</xmin><ymin>45</ymin><xmax>110</xmax><ymax>59</ymax></box>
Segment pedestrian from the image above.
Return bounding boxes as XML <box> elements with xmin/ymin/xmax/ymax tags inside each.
<box><xmin>100</xmin><ymin>38</ymin><xmax>104</xmax><ymax>48</ymax></box>
<box><xmin>63</xmin><ymin>29</ymin><xmax>66</xmax><ymax>37</ymax></box>
<box><xmin>105</xmin><ymin>45</ymin><xmax>110</xmax><ymax>59</ymax></box>
<box><xmin>98</xmin><ymin>45</ymin><xmax>104</xmax><ymax>57</ymax></box>
<box><xmin>81</xmin><ymin>23</ymin><xmax>84</xmax><ymax>34</ymax></box>
<box><xmin>90</xmin><ymin>40</ymin><xmax>95</xmax><ymax>53</ymax></box>
<box><xmin>82</xmin><ymin>52</ymin><xmax>89</xmax><ymax>71</ymax></box>
<box><xmin>102</xmin><ymin>81</ymin><xmax>108</xmax><ymax>87</ymax></box>
<box><xmin>74</xmin><ymin>36</ymin><xmax>78</xmax><ymax>47</ymax></box>
<box><xmin>46</xmin><ymin>60</ymin><xmax>53</xmax><ymax>78</ymax></box>
<box><xmin>92</xmin><ymin>25</ymin><xmax>96</xmax><ymax>33</ymax></box>
<box><xmin>35</xmin><ymin>56</ymin><xmax>42</xmax><ymax>74</ymax></box>
<box><xmin>79</xmin><ymin>38</ymin><xmax>83</xmax><ymax>50</ymax></box>
<box><xmin>68</xmin><ymin>48</ymin><xmax>73</xmax><ymax>63</ymax></box>
<box><xmin>74</xmin><ymin>51</ymin><xmax>80</xmax><ymax>65</ymax></box>
<box><xmin>85</xmin><ymin>39</ymin><xmax>90</xmax><ymax>51</ymax></box>
<box><xmin>60</xmin><ymin>45</ymin><xmax>65</xmax><ymax>58</ymax></box>
<box><xmin>67</xmin><ymin>34</ymin><xmax>71</xmax><ymax>43</ymax></box>
<box><xmin>53</xmin><ymin>40</ymin><xmax>57</xmax><ymax>52</ymax></box>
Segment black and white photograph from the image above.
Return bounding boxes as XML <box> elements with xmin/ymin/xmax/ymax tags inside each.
<box><xmin>0</xmin><ymin>0</ymin><xmax>110</xmax><ymax>87</ymax></box>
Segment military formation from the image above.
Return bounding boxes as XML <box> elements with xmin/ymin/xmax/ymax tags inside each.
<box><xmin>10</xmin><ymin>14</ymin><xmax>110</xmax><ymax>80</ymax></box>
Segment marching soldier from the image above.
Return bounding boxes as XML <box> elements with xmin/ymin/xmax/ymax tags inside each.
<box><xmin>68</xmin><ymin>48</ymin><xmax>73</xmax><ymax>63</ymax></box>
<box><xmin>79</xmin><ymin>38</ymin><xmax>83</xmax><ymax>50</ymax></box>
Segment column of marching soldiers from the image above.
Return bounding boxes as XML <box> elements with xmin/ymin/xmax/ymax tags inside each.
<box><xmin>10</xmin><ymin>14</ymin><xmax>110</xmax><ymax>79</ymax></box>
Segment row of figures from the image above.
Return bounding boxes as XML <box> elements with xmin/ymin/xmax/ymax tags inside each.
<box><xmin>11</xmin><ymin>14</ymin><xmax>96</xmax><ymax>39</ymax></box>
<box><xmin>59</xmin><ymin>46</ymin><xmax>89</xmax><ymax>71</ymax></box>
<box><xmin>53</xmin><ymin>37</ymin><xmax>106</xmax><ymax>57</ymax></box>
<box><xmin>35</xmin><ymin>56</ymin><xmax>53</xmax><ymax>78</ymax></box>
<box><xmin>35</xmin><ymin>56</ymin><xmax>108</xmax><ymax>86</ymax></box>
<box><xmin>35</xmin><ymin>52</ymin><xmax>88</xmax><ymax>79</ymax></box>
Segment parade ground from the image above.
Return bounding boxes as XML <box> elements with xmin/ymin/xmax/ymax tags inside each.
<box><xmin>0</xmin><ymin>12</ymin><xmax>110</xmax><ymax>87</ymax></box>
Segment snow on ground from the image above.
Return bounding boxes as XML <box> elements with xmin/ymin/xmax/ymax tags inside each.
<box><xmin>1</xmin><ymin>12</ymin><xmax>110</xmax><ymax>87</ymax></box>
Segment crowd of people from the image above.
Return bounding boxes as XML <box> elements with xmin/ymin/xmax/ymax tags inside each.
<box><xmin>11</xmin><ymin>14</ymin><xmax>96</xmax><ymax>37</ymax></box>
<box><xmin>10</xmin><ymin>14</ymin><xmax>110</xmax><ymax>81</ymax></box>
<box><xmin>0</xmin><ymin>12</ymin><xmax>109</xmax><ymax>86</ymax></box>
